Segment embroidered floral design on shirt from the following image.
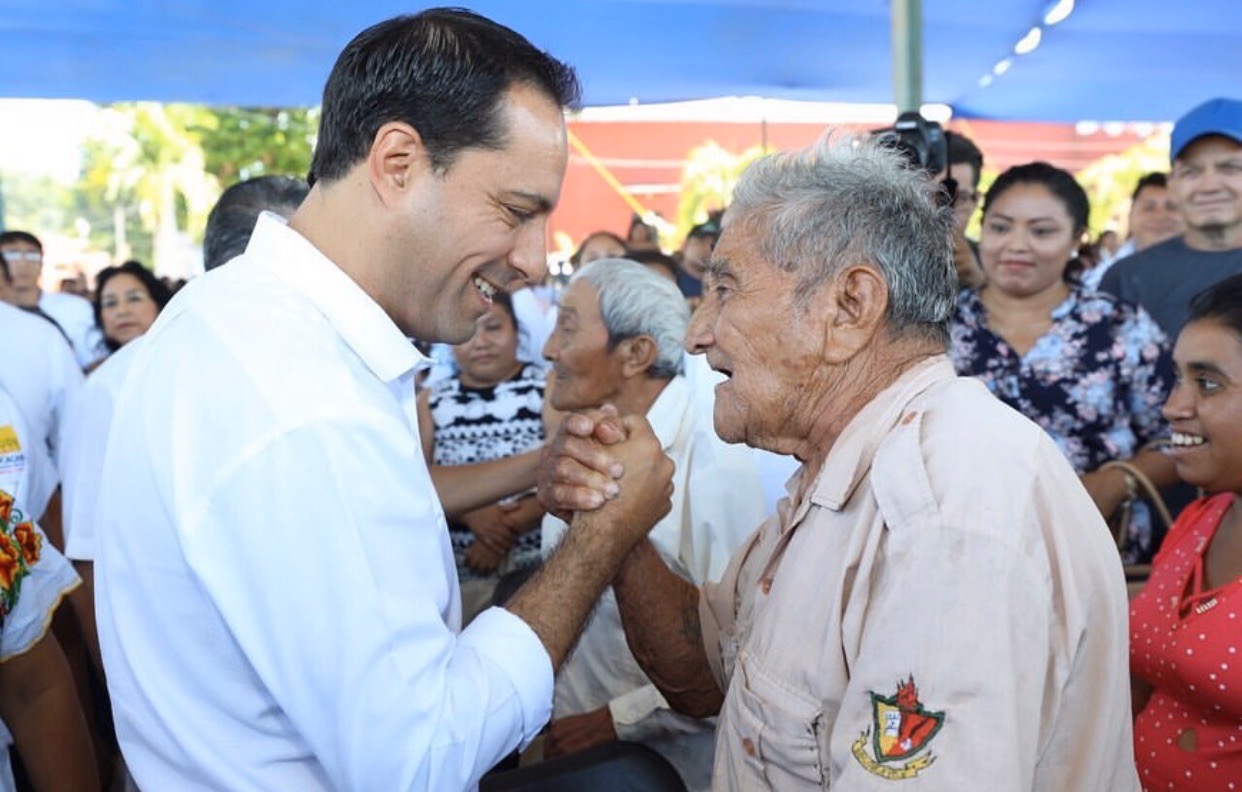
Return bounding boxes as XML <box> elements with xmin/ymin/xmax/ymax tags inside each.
<box><xmin>852</xmin><ymin>675</ymin><xmax>944</xmax><ymax>780</ymax></box>
<box><xmin>0</xmin><ymin>489</ymin><xmax>39</xmax><ymax>618</ymax></box>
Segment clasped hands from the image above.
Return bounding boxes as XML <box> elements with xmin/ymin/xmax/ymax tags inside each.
<box><xmin>537</xmin><ymin>404</ymin><xmax>675</xmax><ymax>550</ymax></box>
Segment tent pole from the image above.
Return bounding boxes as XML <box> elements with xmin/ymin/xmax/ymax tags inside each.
<box><xmin>891</xmin><ymin>0</ymin><xmax>922</xmax><ymax>113</ymax></box>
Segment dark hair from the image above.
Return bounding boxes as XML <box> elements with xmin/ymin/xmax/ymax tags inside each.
<box><xmin>308</xmin><ymin>8</ymin><xmax>579</xmax><ymax>186</ymax></box>
<box><xmin>1131</xmin><ymin>171</ymin><xmax>1169</xmax><ymax>201</ymax></box>
<box><xmin>0</xmin><ymin>230</ymin><xmax>42</xmax><ymax>253</ymax></box>
<box><xmin>93</xmin><ymin>260</ymin><xmax>174</xmax><ymax>351</ymax></box>
<box><xmin>1187</xmin><ymin>273</ymin><xmax>1242</xmax><ymax>340</ymax></box>
<box><xmin>570</xmin><ymin>230</ymin><xmax>627</xmax><ymax>265</ymax></box>
<box><xmin>623</xmin><ymin>249</ymin><xmax>679</xmax><ymax>281</ymax></box>
<box><xmin>983</xmin><ymin>161</ymin><xmax>1090</xmax><ymax>283</ymax></box>
<box><xmin>203</xmin><ymin>176</ymin><xmax>309</xmax><ymax>270</ymax></box>
<box><xmin>946</xmin><ymin>131</ymin><xmax>984</xmax><ymax>188</ymax></box>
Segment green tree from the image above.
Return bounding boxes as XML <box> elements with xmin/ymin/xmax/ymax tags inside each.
<box><xmin>674</xmin><ymin>141</ymin><xmax>767</xmax><ymax>244</ymax></box>
<box><xmin>192</xmin><ymin>106</ymin><xmax>317</xmax><ymax>184</ymax></box>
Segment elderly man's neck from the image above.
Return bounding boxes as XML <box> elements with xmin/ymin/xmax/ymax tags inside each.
<box><xmin>793</xmin><ymin>332</ymin><xmax>943</xmax><ymax>484</ymax></box>
<box><xmin>612</xmin><ymin>374</ymin><xmax>674</xmax><ymax>420</ymax></box>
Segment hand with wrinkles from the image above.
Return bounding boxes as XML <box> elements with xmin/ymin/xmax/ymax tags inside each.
<box><xmin>537</xmin><ymin>404</ymin><xmax>629</xmax><ymax>521</ymax></box>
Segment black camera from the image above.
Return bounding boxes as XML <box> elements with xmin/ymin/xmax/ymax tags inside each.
<box><xmin>871</xmin><ymin>111</ymin><xmax>958</xmax><ymax>208</ymax></box>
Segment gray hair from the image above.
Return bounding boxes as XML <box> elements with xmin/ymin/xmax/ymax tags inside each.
<box><xmin>570</xmin><ymin>258</ymin><xmax>690</xmax><ymax>379</ymax></box>
<box><xmin>727</xmin><ymin>131</ymin><xmax>957</xmax><ymax>345</ymax></box>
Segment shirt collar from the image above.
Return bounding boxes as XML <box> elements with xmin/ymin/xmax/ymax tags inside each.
<box><xmin>245</xmin><ymin>213</ymin><xmax>425</xmax><ymax>384</ymax></box>
<box><xmin>807</xmin><ymin>355</ymin><xmax>956</xmax><ymax>512</ymax></box>
<box><xmin>645</xmin><ymin>375</ymin><xmax>689</xmax><ymax>452</ymax></box>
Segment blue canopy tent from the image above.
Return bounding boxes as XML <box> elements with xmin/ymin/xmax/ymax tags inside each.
<box><xmin>2</xmin><ymin>0</ymin><xmax>1239</xmax><ymax>120</ymax></box>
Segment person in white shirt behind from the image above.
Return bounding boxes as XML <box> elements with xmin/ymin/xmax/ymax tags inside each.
<box><xmin>0</xmin><ymin>231</ymin><xmax>106</xmax><ymax>369</ymax></box>
<box><xmin>539</xmin><ymin>259</ymin><xmax>764</xmax><ymax>790</ymax></box>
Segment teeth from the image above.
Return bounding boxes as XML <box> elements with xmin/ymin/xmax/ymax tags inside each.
<box><xmin>473</xmin><ymin>276</ymin><xmax>497</xmax><ymax>300</ymax></box>
<box><xmin>1169</xmin><ymin>432</ymin><xmax>1206</xmax><ymax>447</ymax></box>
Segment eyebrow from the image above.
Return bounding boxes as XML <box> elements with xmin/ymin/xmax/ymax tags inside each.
<box><xmin>1183</xmin><ymin>360</ymin><xmax>1229</xmax><ymax>378</ymax></box>
<box><xmin>986</xmin><ymin>212</ymin><xmax>1062</xmax><ymax>224</ymax></box>
<box><xmin>703</xmin><ymin>257</ymin><xmax>732</xmax><ymax>280</ymax></box>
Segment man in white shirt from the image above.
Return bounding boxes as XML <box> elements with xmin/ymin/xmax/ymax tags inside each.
<box><xmin>96</xmin><ymin>10</ymin><xmax>673</xmax><ymax>791</ymax></box>
<box><xmin>0</xmin><ymin>231</ymin><xmax>106</xmax><ymax>369</ymax></box>
<box><xmin>540</xmin><ymin>259</ymin><xmax>764</xmax><ymax>790</ymax></box>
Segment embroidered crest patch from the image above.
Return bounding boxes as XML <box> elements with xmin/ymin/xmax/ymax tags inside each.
<box><xmin>851</xmin><ymin>675</ymin><xmax>943</xmax><ymax>780</ymax></box>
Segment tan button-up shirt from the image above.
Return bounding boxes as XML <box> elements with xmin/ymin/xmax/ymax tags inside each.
<box><xmin>701</xmin><ymin>357</ymin><xmax>1139</xmax><ymax>790</ymax></box>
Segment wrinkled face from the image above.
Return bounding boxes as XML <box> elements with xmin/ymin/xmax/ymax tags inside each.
<box><xmin>577</xmin><ymin>233</ymin><xmax>626</xmax><ymax>265</ymax></box>
<box><xmin>979</xmin><ymin>182</ymin><xmax>1079</xmax><ymax>299</ymax></box>
<box><xmin>1128</xmin><ymin>183</ymin><xmax>1183</xmax><ymax>251</ymax></box>
<box><xmin>0</xmin><ymin>241</ymin><xmax>42</xmax><ymax>293</ymax></box>
<box><xmin>100</xmin><ymin>272</ymin><xmax>160</xmax><ymax>347</ymax></box>
<box><xmin>1170</xmin><ymin>136</ymin><xmax>1242</xmax><ymax>240</ymax></box>
<box><xmin>1162</xmin><ymin>319</ymin><xmax>1242</xmax><ymax>494</ymax></box>
<box><xmin>452</xmin><ymin>303</ymin><xmax>522</xmax><ymax>389</ymax></box>
<box><xmin>685</xmin><ymin>222</ymin><xmax>829</xmax><ymax>452</ymax></box>
<box><xmin>542</xmin><ymin>279</ymin><xmax>625</xmax><ymax>411</ymax></box>
<box><xmin>379</xmin><ymin>83</ymin><xmax>569</xmax><ymax>344</ymax></box>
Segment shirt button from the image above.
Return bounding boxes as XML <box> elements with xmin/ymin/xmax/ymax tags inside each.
<box><xmin>742</xmin><ymin>737</ymin><xmax>757</xmax><ymax>757</ymax></box>
<box><xmin>760</xmin><ymin>578</ymin><xmax>772</xmax><ymax>595</ymax></box>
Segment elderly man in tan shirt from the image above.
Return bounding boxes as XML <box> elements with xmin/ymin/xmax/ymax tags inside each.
<box><xmin>541</xmin><ymin>132</ymin><xmax>1139</xmax><ymax>790</ymax></box>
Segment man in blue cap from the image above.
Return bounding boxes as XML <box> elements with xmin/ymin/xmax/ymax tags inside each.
<box><xmin>1101</xmin><ymin>97</ymin><xmax>1242</xmax><ymax>337</ymax></box>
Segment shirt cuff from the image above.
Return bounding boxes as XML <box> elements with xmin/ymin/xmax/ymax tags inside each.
<box><xmin>459</xmin><ymin>606</ymin><xmax>554</xmax><ymax>749</ymax></box>
<box><xmin>608</xmin><ymin>684</ymin><xmax>669</xmax><ymax>742</ymax></box>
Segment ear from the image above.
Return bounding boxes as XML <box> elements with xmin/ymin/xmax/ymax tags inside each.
<box><xmin>366</xmin><ymin>121</ymin><xmax>430</xmax><ymax>206</ymax></box>
<box><xmin>822</xmin><ymin>265</ymin><xmax>889</xmax><ymax>364</ymax></box>
<box><xmin>618</xmin><ymin>335</ymin><xmax>660</xmax><ymax>379</ymax></box>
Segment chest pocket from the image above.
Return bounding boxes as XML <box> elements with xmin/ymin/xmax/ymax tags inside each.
<box><xmin>726</xmin><ymin>650</ymin><xmax>836</xmax><ymax>789</ymax></box>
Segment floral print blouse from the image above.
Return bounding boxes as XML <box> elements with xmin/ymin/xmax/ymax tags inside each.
<box><xmin>949</xmin><ymin>287</ymin><xmax>1175</xmax><ymax>561</ymax></box>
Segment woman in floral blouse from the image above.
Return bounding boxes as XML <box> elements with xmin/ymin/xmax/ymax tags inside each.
<box><xmin>950</xmin><ymin>162</ymin><xmax>1179</xmax><ymax>562</ymax></box>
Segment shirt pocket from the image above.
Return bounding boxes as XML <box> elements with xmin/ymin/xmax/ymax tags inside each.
<box><xmin>733</xmin><ymin>651</ymin><xmax>836</xmax><ymax>789</ymax></box>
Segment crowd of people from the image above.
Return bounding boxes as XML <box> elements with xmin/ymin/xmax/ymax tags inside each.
<box><xmin>1</xmin><ymin>7</ymin><xmax>1240</xmax><ymax>792</ymax></box>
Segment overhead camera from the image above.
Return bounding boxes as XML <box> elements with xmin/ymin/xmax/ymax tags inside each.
<box><xmin>871</xmin><ymin>111</ymin><xmax>956</xmax><ymax>206</ymax></box>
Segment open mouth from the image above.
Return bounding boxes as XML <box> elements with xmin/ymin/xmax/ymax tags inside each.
<box><xmin>1168</xmin><ymin>431</ymin><xmax>1207</xmax><ymax>448</ymax></box>
<box><xmin>472</xmin><ymin>275</ymin><xmax>498</xmax><ymax>304</ymax></box>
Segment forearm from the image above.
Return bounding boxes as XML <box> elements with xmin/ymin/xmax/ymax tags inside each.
<box><xmin>70</xmin><ymin>561</ymin><xmax>104</xmax><ymax>681</ymax></box>
<box><xmin>0</xmin><ymin>636</ymin><xmax>99</xmax><ymax>791</ymax></box>
<box><xmin>613</xmin><ymin>540</ymin><xmax>723</xmax><ymax>719</ymax></box>
<box><xmin>1126</xmin><ymin>448</ymin><xmax>1180</xmax><ymax>491</ymax></box>
<box><xmin>504</xmin><ymin>512</ymin><xmax>633</xmax><ymax>670</ymax></box>
<box><xmin>432</xmin><ymin>449</ymin><xmax>541</xmax><ymax>517</ymax></box>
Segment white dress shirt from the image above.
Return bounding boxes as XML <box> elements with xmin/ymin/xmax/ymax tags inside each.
<box><xmin>542</xmin><ymin>375</ymin><xmax>766</xmax><ymax>791</ymax></box>
<box><xmin>39</xmin><ymin>289</ymin><xmax>106</xmax><ymax>369</ymax></box>
<box><xmin>59</xmin><ymin>341</ymin><xmax>141</xmax><ymax>561</ymax></box>
<box><xmin>0</xmin><ymin>301</ymin><xmax>82</xmax><ymax>493</ymax></box>
<box><xmin>97</xmin><ymin>214</ymin><xmax>553</xmax><ymax>791</ymax></box>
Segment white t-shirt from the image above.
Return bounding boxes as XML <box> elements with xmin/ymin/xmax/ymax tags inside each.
<box><xmin>39</xmin><ymin>290</ymin><xmax>106</xmax><ymax>369</ymax></box>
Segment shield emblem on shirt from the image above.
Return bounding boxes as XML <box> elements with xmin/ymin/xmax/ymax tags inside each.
<box><xmin>871</xmin><ymin>675</ymin><xmax>944</xmax><ymax>762</ymax></box>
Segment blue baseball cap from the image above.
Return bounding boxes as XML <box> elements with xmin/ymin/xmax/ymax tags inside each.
<box><xmin>1170</xmin><ymin>98</ymin><xmax>1242</xmax><ymax>161</ymax></box>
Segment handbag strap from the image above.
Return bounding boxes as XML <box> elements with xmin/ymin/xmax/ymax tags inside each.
<box><xmin>1098</xmin><ymin>459</ymin><xmax>1176</xmax><ymax>531</ymax></box>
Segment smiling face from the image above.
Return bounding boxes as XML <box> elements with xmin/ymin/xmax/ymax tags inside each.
<box><xmin>1162</xmin><ymin>319</ymin><xmax>1242</xmax><ymax>494</ymax></box>
<box><xmin>541</xmin><ymin>279</ymin><xmax>625</xmax><ymax>411</ymax></box>
<box><xmin>1170</xmin><ymin>135</ymin><xmax>1242</xmax><ymax>247</ymax></box>
<box><xmin>452</xmin><ymin>302</ymin><xmax>523</xmax><ymax>389</ymax></box>
<box><xmin>1128</xmin><ymin>182</ymin><xmax>1183</xmax><ymax>251</ymax></box>
<box><xmin>685</xmin><ymin>222</ymin><xmax>830</xmax><ymax>454</ymax></box>
<box><xmin>979</xmin><ymin>182</ymin><xmax>1080</xmax><ymax>299</ymax></box>
<box><xmin>99</xmin><ymin>272</ymin><xmax>160</xmax><ymax>347</ymax></box>
<box><xmin>379</xmin><ymin>82</ymin><xmax>569</xmax><ymax>344</ymax></box>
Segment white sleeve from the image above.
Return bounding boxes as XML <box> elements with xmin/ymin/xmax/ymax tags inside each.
<box><xmin>181</xmin><ymin>415</ymin><xmax>553</xmax><ymax>791</ymax></box>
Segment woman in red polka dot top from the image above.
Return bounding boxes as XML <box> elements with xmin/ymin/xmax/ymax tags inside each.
<box><xmin>1130</xmin><ymin>273</ymin><xmax>1242</xmax><ymax>791</ymax></box>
